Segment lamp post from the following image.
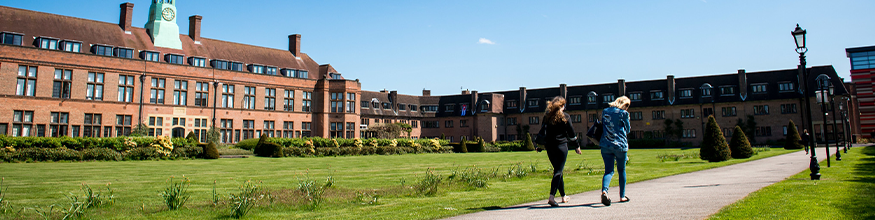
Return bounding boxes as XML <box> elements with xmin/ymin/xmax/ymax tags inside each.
<box><xmin>841</xmin><ymin>97</ymin><xmax>851</xmax><ymax>153</ymax></box>
<box><xmin>793</xmin><ymin>24</ymin><xmax>820</xmax><ymax>180</ymax></box>
<box><xmin>828</xmin><ymin>85</ymin><xmax>841</xmax><ymax>161</ymax></box>
<box><xmin>816</xmin><ymin>74</ymin><xmax>832</xmax><ymax>167</ymax></box>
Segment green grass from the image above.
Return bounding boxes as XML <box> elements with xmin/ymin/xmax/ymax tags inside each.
<box><xmin>710</xmin><ymin>146</ymin><xmax>875</xmax><ymax>220</ymax></box>
<box><xmin>0</xmin><ymin>148</ymin><xmax>796</xmax><ymax>219</ymax></box>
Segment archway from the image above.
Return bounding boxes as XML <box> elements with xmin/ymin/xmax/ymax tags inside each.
<box><xmin>172</xmin><ymin>127</ymin><xmax>185</xmax><ymax>138</ymax></box>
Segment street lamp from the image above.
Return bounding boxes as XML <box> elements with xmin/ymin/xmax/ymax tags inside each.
<box><xmin>793</xmin><ymin>24</ymin><xmax>820</xmax><ymax>180</ymax></box>
<box><xmin>828</xmin><ymin>85</ymin><xmax>842</xmax><ymax>161</ymax></box>
<box><xmin>840</xmin><ymin>97</ymin><xmax>850</xmax><ymax>153</ymax></box>
<box><xmin>816</xmin><ymin>74</ymin><xmax>832</xmax><ymax>167</ymax></box>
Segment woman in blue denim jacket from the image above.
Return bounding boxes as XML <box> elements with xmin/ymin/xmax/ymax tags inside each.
<box><xmin>599</xmin><ymin>96</ymin><xmax>631</xmax><ymax>206</ymax></box>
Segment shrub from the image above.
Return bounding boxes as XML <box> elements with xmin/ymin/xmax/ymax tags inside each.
<box><xmin>160</xmin><ymin>176</ymin><xmax>191</xmax><ymax>210</ymax></box>
<box><xmin>229</xmin><ymin>180</ymin><xmax>262</xmax><ymax>219</ymax></box>
<box><xmin>185</xmin><ymin>131</ymin><xmax>198</xmax><ymax>143</ymax></box>
<box><xmin>477</xmin><ymin>138</ymin><xmax>487</xmax><ymax>152</ymax></box>
<box><xmin>414</xmin><ymin>169</ymin><xmax>442</xmax><ymax>196</ymax></box>
<box><xmin>700</xmin><ymin>116</ymin><xmax>731</xmax><ymax>162</ymax></box>
<box><xmin>204</xmin><ymin>142</ymin><xmax>220</xmax><ymax>159</ymax></box>
<box><xmin>82</xmin><ymin>148</ymin><xmax>122</xmax><ymax>161</ymax></box>
<box><xmin>729</xmin><ymin>126</ymin><xmax>754</xmax><ymax>159</ymax></box>
<box><xmin>524</xmin><ymin>133</ymin><xmax>535</xmax><ymax>151</ymax></box>
<box><xmin>171</xmin><ymin>145</ymin><xmax>202</xmax><ymax>159</ymax></box>
<box><xmin>784</xmin><ymin>120</ymin><xmax>804</xmax><ymax>149</ymax></box>
<box><xmin>124</xmin><ymin>147</ymin><xmax>163</xmax><ymax>160</ymax></box>
<box><xmin>458</xmin><ymin>137</ymin><xmax>468</xmax><ymax>153</ymax></box>
<box><xmin>235</xmin><ymin>138</ymin><xmax>259</xmax><ymax>150</ymax></box>
<box><xmin>255</xmin><ymin>134</ymin><xmax>283</xmax><ymax>158</ymax></box>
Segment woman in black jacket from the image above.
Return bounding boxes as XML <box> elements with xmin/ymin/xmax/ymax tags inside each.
<box><xmin>539</xmin><ymin>96</ymin><xmax>581</xmax><ymax>206</ymax></box>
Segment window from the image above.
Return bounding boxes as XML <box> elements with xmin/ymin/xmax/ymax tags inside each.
<box><xmin>284</xmin><ymin>90</ymin><xmax>295</xmax><ymax>111</ymax></box>
<box><xmin>652</xmin><ymin>110</ymin><xmax>665</xmax><ymax>120</ymax></box>
<box><xmin>361</xmin><ymin>101</ymin><xmax>369</xmax><ymax>109</ymax></box>
<box><xmin>720</xmin><ymin>86</ymin><xmax>736</xmax><ymax>96</ymax></box>
<box><xmin>150</xmin><ymin>78</ymin><xmax>166</xmax><ymax>104</ymax></box>
<box><xmin>242</xmin><ymin>120</ymin><xmax>255</xmax><ymax>140</ymax></box>
<box><xmin>263</xmin><ymin>120</ymin><xmax>275</xmax><ymax>137</ymax></box>
<box><xmin>249</xmin><ymin>64</ymin><xmax>264</xmax><ymax>74</ymax></box>
<box><xmin>527</xmin><ymin>99</ymin><xmax>539</xmax><ymax>108</ymax></box>
<box><xmin>38</xmin><ymin>37</ymin><xmax>59</xmax><ymax>50</ymax></box>
<box><xmin>603</xmin><ymin>94</ymin><xmax>616</xmax><ymax>103</ymax></box>
<box><xmin>0</xmin><ymin>123</ymin><xmax>6</xmax><ymax>136</ymax></box>
<box><xmin>755</xmin><ymin>126</ymin><xmax>772</xmax><ymax>137</ymax></box>
<box><xmin>445</xmin><ymin>104</ymin><xmax>455</xmax><ymax>112</ymax></box>
<box><xmin>571</xmin><ymin>114</ymin><xmax>582</xmax><ymax>123</ymax></box>
<box><xmin>298</xmin><ymin>70</ymin><xmax>309</xmax><ymax>78</ymax></box>
<box><xmin>722</xmin><ymin>128</ymin><xmax>733</xmax><ymax>137</ymax></box>
<box><xmin>409</xmin><ymin>104</ymin><xmax>417</xmax><ymax>112</ymax></box>
<box><xmin>445</xmin><ymin>120</ymin><xmax>454</xmax><ymax>128</ymax></box>
<box><xmin>330</xmin><ymin>122</ymin><xmax>344</xmax><ymax>138</ymax></box>
<box><xmin>16</xmin><ymin>66</ymin><xmax>37</xmax><ymax>96</ymax></box>
<box><xmin>87</xmin><ymin>72</ymin><xmax>104</xmax><ymax>100</ymax></box>
<box><xmin>50</xmin><ymin>112</ymin><xmax>69</xmax><ymax>137</ymax></box>
<box><xmin>114</xmin><ymin>47</ymin><xmax>134</xmax><ymax>58</ymax></box>
<box><xmin>266</xmin><ymin>67</ymin><xmax>277</xmax><ymax>75</ymax></box>
<box><xmin>781</xmin><ymin>104</ymin><xmax>798</xmax><ymax>114</ymax></box>
<box><xmin>753</xmin><ymin>105</ymin><xmax>769</xmax><ymax>115</ymax></box>
<box><xmin>92</xmin><ymin>45</ymin><xmax>113</xmax><ymax>56</ymax></box>
<box><xmin>172</xmin><ymin>117</ymin><xmax>186</xmax><ymax>126</ymax></box>
<box><xmin>302</xmin><ymin>92</ymin><xmax>312</xmax><ymax>112</ymax></box>
<box><xmin>211</xmin><ymin>60</ymin><xmax>229</xmax><ymax>69</ymax></box>
<box><xmin>142</xmin><ymin>51</ymin><xmax>160</xmax><ymax>61</ymax></box>
<box><xmin>53</xmin><ymin>69</ymin><xmax>72</xmax><ymax>99</ymax></box>
<box><xmin>679</xmin><ymin>89</ymin><xmax>693</xmax><ymax>98</ymax></box>
<box><xmin>243</xmin><ymin>86</ymin><xmax>256</xmax><ymax>109</ymax></box>
<box><xmin>424</xmin><ymin>121</ymin><xmax>439</xmax><ymax>128</ymax></box>
<box><xmin>61</xmin><ymin>40</ymin><xmax>81</xmax><ymax>52</ymax></box>
<box><xmin>529</xmin><ymin>116</ymin><xmax>540</xmax><ymax>125</ymax></box>
<box><xmin>265</xmin><ymin>88</ymin><xmax>276</xmax><ymax>110</ymax></box>
<box><xmin>220</xmin><ymin>119</ymin><xmax>233</xmax><ymax>143</ymax></box>
<box><xmin>703</xmin><ymin>108</ymin><xmax>714</xmax><ymax>117</ymax></box>
<box><xmin>193</xmin><ymin>118</ymin><xmax>208</xmax><ymax>142</ymax></box>
<box><xmin>148</xmin><ymin>116</ymin><xmax>164</xmax><ymax>137</ymax></box>
<box><xmin>115</xmin><ymin>115</ymin><xmax>132</xmax><ymax>137</ymax></box>
<box><xmin>12</xmin><ymin>110</ymin><xmax>34</xmax><ymax>137</ymax></box>
<box><xmin>222</xmin><ymin>84</ymin><xmax>235</xmax><ymax>108</ymax></box>
<box><xmin>751</xmin><ymin>84</ymin><xmax>767</xmax><ymax>93</ymax></box>
<box><xmin>189</xmin><ymin>57</ymin><xmax>206</xmax><ymax>67</ymax></box>
<box><xmin>346</xmin><ymin>122</ymin><xmax>356</xmax><ymax>138</ymax></box>
<box><xmin>83</xmin><ymin>113</ymin><xmax>101</xmax><ymax>138</ymax></box>
<box><xmin>506</xmin><ymin>100</ymin><xmax>518</xmax><ymax>108</ymax></box>
<box><xmin>682</xmin><ymin>129</ymin><xmax>697</xmax><ymax>138</ymax></box>
<box><xmin>329</xmin><ymin>73</ymin><xmax>342</xmax><ymax>79</ymax></box>
<box><xmin>630</xmin><ymin>111</ymin><xmax>643</xmax><ymax>120</ymax></box>
<box><xmin>173</xmin><ymin>80</ymin><xmax>188</xmax><ymax>106</ymax></box>
<box><xmin>230</xmin><ymin>62</ymin><xmax>244</xmax><ymax>71</ymax></box>
<box><xmin>569</xmin><ymin>96</ymin><xmax>581</xmax><ymax>105</ymax></box>
<box><xmin>301</xmin><ymin>122</ymin><xmax>312</xmax><ymax>137</ymax></box>
<box><xmin>331</xmin><ymin>93</ymin><xmax>343</xmax><ymax>113</ymax></box>
<box><xmin>589</xmin><ymin>114</ymin><xmax>598</xmax><ymax>122</ymax></box>
<box><xmin>650</xmin><ymin>91</ymin><xmax>664</xmax><ymax>100</ymax></box>
<box><xmin>118</xmin><ymin>75</ymin><xmax>135</xmax><ymax>102</ymax></box>
<box><xmin>165</xmin><ymin>54</ymin><xmax>185</xmax><ymax>64</ymax></box>
<box><xmin>506</xmin><ymin>117</ymin><xmax>517</xmax><ymax>126</ymax></box>
<box><xmin>850</xmin><ymin>51</ymin><xmax>875</xmax><ymax>70</ymax></box>
<box><xmin>778</xmin><ymin>82</ymin><xmax>794</xmax><ymax>92</ymax></box>
<box><xmin>681</xmin><ymin>109</ymin><xmax>695</xmax><ymax>118</ymax></box>
<box><xmin>195</xmin><ymin>82</ymin><xmax>209</xmax><ymax>107</ymax></box>
<box><xmin>721</xmin><ymin>107</ymin><xmax>737</xmax><ymax>117</ymax></box>
<box><xmin>346</xmin><ymin>93</ymin><xmax>356</xmax><ymax>113</ymax></box>
<box><xmin>629</xmin><ymin>130</ymin><xmax>644</xmax><ymax>139</ymax></box>
<box><xmin>629</xmin><ymin>92</ymin><xmax>642</xmax><ymax>101</ymax></box>
<box><xmin>702</xmin><ymin>88</ymin><xmax>712</xmax><ymax>97</ymax></box>
<box><xmin>422</xmin><ymin>105</ymin><xmax>438</xmax><ymax>112</ymax></box>
<box><xmin>1</xmin><ymin>32</ymin><xmax>23</xmax><ymax>45</ymax></box>
<box><xmin>587</xmin><ymin>93</ymin><xmax>597</xmax><ymax>104</ymax></box>
<box><xmin>411</xmin><ymin>120</ymin><xmax>418</xmax><ymax>128</ymax></box>
<box><xmin>282</xmin><ymin>121</ymin><xmax>295</xmax><ymax>138</ymax></box>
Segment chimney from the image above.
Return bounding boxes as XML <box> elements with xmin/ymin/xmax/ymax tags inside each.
<box><xmin>471</xmin><ymin>91</ymin><xmax>478</xmax><ymax>114</ymax></box>
<box><xmin>188</xmin><ymin>15</ymin><xmax>202</xmax><ymax>43</ymax></box>
<box><xmin>667</xmin><ymin>75</ymin><xmax>675</xmax><ymax>104</ymax></box>
<box><xmin>422</xmin><ymin>89</ymin><xmax>431</xmax><ymax>96</ymax></box>
<box><xmin>618</xmin><ymin>79</ymin><xmax>626</xmax><ymax>97</ymax></box>
<box><xmin>559</xmin><ymin>84</ymin><xmax>567</xmax><ymax>99</ymax></box>
<box><xmin>738</xmin><ymin>69</ymin><xmax>748</xmax><ymax>100</ymax></box>
<box><xmin>389</xmin><ymin>91</ymin><xmax>398</xmax><ymax>110</ymax></box>
<box><xmin>289</xmin><ymin>34</ymin><xmax>301</xmax><ymax>57</ymax></box>
<box><xmin>462</xmin><ymin>89</ymin><xmax>470</xmax><ymax>95</ymax></box>
<box><xmin>519</xmin><ymin>87</ymin><xmax>527</xmax><ymax>110</ymax></box>
<box><xmin>119</xmin><ymin>3</ymin><xmax>134</xmax><ymax>33</ymax></box>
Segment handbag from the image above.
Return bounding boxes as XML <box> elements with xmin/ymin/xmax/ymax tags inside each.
<box><xmin>586</xmin><ymin>119</ymin><xmax>603</xmax><ymax>146</ymax></box>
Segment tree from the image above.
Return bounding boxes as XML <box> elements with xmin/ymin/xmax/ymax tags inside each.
<box><xmin>396</xmin><ymin>122</ymin><xmax>413</xmax><ymax>138</ymax></box>
<box><xmin>744</xmin><ymin>115</ymin><xmax>757</xmax><ymax>144</ymax></box>
<box><xmin>729</xmin><ymin>126</ymin><xmax>754</xmax><ymax>159</ymax></box>
<box><xmin>674</xmin><ymin>119</ymin><xmax>684</xmax><ymax>142</ymax></box>
<box><xmin>700</xmin><ymin>115</ymin><xmax>731</xmax><ymax>162</ymax></box>
<box><xmin>458</xmin><ymin>136</ymin><xmax>468</xmax><ymax>153</ymax></box>
<box><xmin>477</xmin><ymin>137</ymin><xmax>487</xmax><ymax>152</ymax></box>
<box><xmin>784</xmin><ymin>120</ymin><xmax>804</xmax><ymax>149</ymax></box>
<box><xmin>440</xmin><ymin>133</ymin><xmax>446</xmax><ymax>140</ymax></box>
<box><xmin>203</xmin><ymin>142</ymin><xmax>220</xmax><ymax>159</ymax></box>
<box><xmin>524</xmin><ymin>133</ymin><xmax>535</xmax><ymax>151</ymax></box>
<box><xmin>664</xmin><ymin>119</ymin><xmax>675</xmax><ymax>143</ymax></box>
<box><xmin>131</xmin><ymin>123</ymin><xmax>149</xmax><ymax>137</ymax></box>
<box><xmin>206</xmin><ymin>126</ymin><xmax>220</xmax><ymax>144</ymax></box>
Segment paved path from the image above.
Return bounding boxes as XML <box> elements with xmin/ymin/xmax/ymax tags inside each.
<box><xmin>447</xmin><ymin>146</ymin><xmax>849</xmax><ymax>220</ymax></box>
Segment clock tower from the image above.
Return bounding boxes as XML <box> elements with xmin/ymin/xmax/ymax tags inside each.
<box><xmin>145</xmin><ymin>0</ymin><xmax>182</xmax><ymax>49</ymax></box>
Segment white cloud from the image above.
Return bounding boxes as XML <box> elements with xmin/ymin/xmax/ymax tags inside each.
<box><xmin>478</xmin><ymin>38</ymin><xmax>495</xmax><ymax>45</ymax></box>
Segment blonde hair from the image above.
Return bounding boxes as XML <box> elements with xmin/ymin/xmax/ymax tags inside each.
<box><xmin>609</xmin><ymin>96</ymin><xmax>631</xmax><ymax>110</ymax></box>
<box><xmin>545</xmin><ymin>96</ymin><xmax>567</xmax><ymax>125</ymax></box>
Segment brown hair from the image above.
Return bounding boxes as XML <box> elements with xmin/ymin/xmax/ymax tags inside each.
<box><xmin>545</xmin><ymin>96</ymin><xmax>567</xmax><ymax>125</ymax></box>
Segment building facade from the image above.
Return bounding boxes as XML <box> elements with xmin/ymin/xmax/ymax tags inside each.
<box><xmin>846</xmin><ymin>45</ymin><xmax>875</xmax><ymax>138</ymax></box>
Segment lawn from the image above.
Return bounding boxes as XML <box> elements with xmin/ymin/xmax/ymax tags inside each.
<box><xmin>709</xmin><ymin>146</ymin><xmax>875</xmax><ymax>220</ymax></box>
<box><xmin>0</xmin><ymin>148</ymin><xmax>795</xmax><ymax>219</ymax></box>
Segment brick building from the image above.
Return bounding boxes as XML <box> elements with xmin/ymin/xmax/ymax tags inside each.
<box><xmin>846</xmin><ymin>45</ymin><xmax>875</xmax><ymax>138</ymax></box>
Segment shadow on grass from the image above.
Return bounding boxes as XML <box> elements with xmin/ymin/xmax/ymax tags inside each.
<box><xmin>467</xmin><ymin>202</ymin><xmax>605</xmax><ymax>211</ymax></box>
<box><xmin>839</xmin><ymin>146</ymin><xmax>875</xmax><ymax>219</ymax></box>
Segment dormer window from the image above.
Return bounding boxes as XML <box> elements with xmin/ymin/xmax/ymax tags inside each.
<box><xmin>230</xmin><ymin>62</ymin><xmax>244</xmax><ymax>71</ymax></box>
<box><xmin>297</xmin><ymin>70</ymin><xmax>308</xmax><ymax>78</ymax></box>
<box><xmin>60</xmin><ymin>40</ymin><xmax>81</xmax><ymax>52</ymax></box>
<box><xmin>36</xmin><ymin>37</ymin><xmax>58</xmax><ymax>50</ymax></box>
<box><xmin>266</xmin><ymin>67</ymin><xmax>277</xmax><ymax>75</ymax></box>
<box><xmin>329</xmin><ymin>73</ymin><xmax>342</xmax><ymax>79</ymax></box>
<box><xmin>629</xmin><ymin>92</ymin><xmax>642</xmax><ymax>101</ymax></box>
<box><xmin>679</xmin><ymin>89</ymin><xmax>693</xmax><ymax>99</ymax></box>
<box><xmin>1</xmin><ymin>32</ymin><xmax>23</xmax><ymax>45</ymax></box>
<box><xmin>720</xmin><ymin>86</ymin><xmax>736</xmax><ymax>96</ymax></box>
<box><xmin>165</xmin><ymin>54</ymin><xmax>184</xmax><ymax>64</ymax></box>
<box><xmin>188</xmin><ymin>57</ymin><xmax>206</xmax><ymax>67</ymax></box>
<box><xmin>113</xmin><ymin>47</ymin><xmax>134</xmax><ymax>58</ymax></box>
<box><xmin>751</xmin><ymin>83</ymin><xmax>768</xmax><ymax>94</ymax></box>
<box><xmin>602</xmin><ymin>93</ymin><xmax>615</xmax><ymax>102</ymax></box>
<box><xmin>650</xmin><ymin>90</ymin><xmax>664</xmax><ymax>100</ymax></box>
<box><xmin>248</xmin><ymin>64</ymin><xmax>264</xmax><ymax>74</ymax></box>
<box><xmin>141</xmin><ymin>51</ymin><xmax>160</xmax><ymax>61</ymax></box>
<box><xmin>91</xmin><ymin>45</ymin><xmax>113</xmax><ymax>56</ymax></box>
<box><xmin>210</xmin><ymin>59</ymin><xmax>229</xmax><ymax>69</ymax></box>
<box><xmin>281</xmin><ymin>69</ymin><xmax>295</xmax><ymax>77</ymax></box>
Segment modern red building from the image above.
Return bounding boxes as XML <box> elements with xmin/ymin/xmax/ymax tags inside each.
<box><xmin>846</xmin><ymin>45</ymin><xmax>875</xmax><ymax>138</ymax></box>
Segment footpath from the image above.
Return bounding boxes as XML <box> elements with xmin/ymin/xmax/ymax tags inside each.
<box><xmin>446</xmin><ymin>146</ymin><xmax>847</xmax><ymax>220</ymax></box>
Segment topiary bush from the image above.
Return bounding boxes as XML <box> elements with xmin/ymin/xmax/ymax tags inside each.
<box><xmin>784</xmin><ymin>120</ymin><xmax>803</xmax><ymax>149</ymax></box>
<box><xmin>203</xmin><ymin>142</ymin><xmax>220</xmax><ymax>159</ymax></box>
<box><xmin>458</xmin><ymin>137</ymin><xmax>468</xmax><ymax>153</ymax></box>
<box><xmin>235</xmin><ymin>138</ymin><xmax>259</xmax><ymax>150</ymax></box>
<box><xmin>524</xmin><ymin>133</ymin><xmax>535</xmax><ymax>151</ymax></box>
<box><xmin>476</xmin><ymin>137</ymin><xmax>487</xmax><ymax>152</ymax></box>
<box><xmin>255</xmin><ymin>134</ymin><xmax>283</xmax><ymax>158</ymax></box>
<box><xmin>700</xmin><ymin>115</ymin><xmax>731</xmax><ymax>162</ymax></box>
<box><xmin>186</xmin><ymin>131</ymin><xmax>198</xmax><ymax>143</ymax></box>
<box><xmin>729</xmin><ymin>126</ymin><xmax>754</xmax><ymax>159</ymax></box>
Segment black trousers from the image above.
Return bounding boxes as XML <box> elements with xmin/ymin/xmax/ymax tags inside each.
<box><xmin>546</xmin><ymin>142</ymin><xmax>568</xmax><ymax>196</ymax></box>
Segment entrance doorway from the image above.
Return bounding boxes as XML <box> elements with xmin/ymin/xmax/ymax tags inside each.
<box><xmin>172</xmin><ymin>127</ymin><xmax>185</xmax><ymax>138</ymax></box>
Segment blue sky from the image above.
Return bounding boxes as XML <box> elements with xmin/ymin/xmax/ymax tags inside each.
<box><xmin>4</xmin><ymin>0</ymin><xmax>873</xmax><ymax>96</ymax></box>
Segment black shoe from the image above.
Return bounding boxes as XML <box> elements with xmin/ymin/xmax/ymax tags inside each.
<box><xmin>601</xmin><ymin>193</ymin><xmax>611</xmax><ymax>206</ymax></box>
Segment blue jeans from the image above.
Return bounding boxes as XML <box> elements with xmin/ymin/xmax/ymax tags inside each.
<box><xmin>601</xmin><ymin>147</ymin><xmax>627</xmax><ymax>198</ymax></box>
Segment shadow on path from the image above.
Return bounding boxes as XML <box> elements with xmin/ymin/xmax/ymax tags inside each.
<box><xmin>468</xmin><ymin>202</ymin><xmax>605</xmax><ymax>212</ymax></box>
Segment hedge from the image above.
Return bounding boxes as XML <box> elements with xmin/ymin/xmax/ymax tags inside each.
<box><xmin>0</xmin><ymin>136</ymin><xmax>200</xmax><ymax>162</ymax></box>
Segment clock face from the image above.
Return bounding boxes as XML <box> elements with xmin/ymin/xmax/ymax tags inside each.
<box><xmin>161</xmin><ymin>8</ymin><xmax>175</xmax><ymax>21</ymax></box>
